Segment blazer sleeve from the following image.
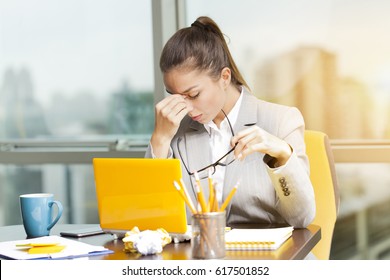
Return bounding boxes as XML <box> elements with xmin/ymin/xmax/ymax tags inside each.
<box><xmin>265</xmin><ymin>107</ymin><xmax>316</xmax><ymax>228</ymax></box>
<box><xmin>145</xmin><ymin>145</ymin><xmax>153</xmax><ymax>158</ymax></box>
<box><xmin>144</xmin><ymin>143</ymin><xmax>173</xmax><ymax>159</ymax></box>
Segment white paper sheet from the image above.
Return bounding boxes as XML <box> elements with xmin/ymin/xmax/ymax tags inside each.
<box><xmin>0</xmin><ymin>235</ymin><xmax>112</xmax><ymax>260</ymax></box>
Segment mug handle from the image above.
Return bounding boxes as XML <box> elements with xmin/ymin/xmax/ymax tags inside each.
<box><xmin>47</xmin><ymin>200</ymin><xmax>63</xmax><ymax>230</ymax></box>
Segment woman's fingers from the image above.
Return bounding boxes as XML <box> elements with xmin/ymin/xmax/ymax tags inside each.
<box><xmin>153</xmin><ymin>94</ymin><xmax>192</xmax><ymax>140</ymax></box>
<box><xmin>232</xmin><ymin>132</ymin><xmax>258</xmax><ymax>159</ymax></box>
<box><xmin>169</xmin><ymin>99</ymin><xmax>192</xmax><ymax>120</ymax></box>
<box><xmin>157</xmin><ymin>95</ymin><xmax>187</xmax><ymax>117</ymax></box>
<box><xmin>232</xmin><ymin>126</ymin><xmax>291</xmax><ymax>162</ymax></box>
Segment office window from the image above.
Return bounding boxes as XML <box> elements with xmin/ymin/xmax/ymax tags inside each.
<box><xmin>185</xmin><ymin>0</ymin><xmax>390</xmax><ymax>260</ymax></box>
<box><xmin>0</xmin><ymin>1</ymin><xmax>154</xmax><ymax>226</ymax></box>
<box><xmin>186</xmin><ymin>0</ymin><xmax>390</xmax><ymax>140</ymax></box>
<box><xmin>0</xmin><ymin>0</ymin><xmax>154</xmax><ymax>139</ymax></box>
<box><xmin>0</xmin><ymin>164</ymin><xmax>97</xmax><ymax>226</ymax></box>
<box><xmin>331</xmin><ymin>163</ymin><xmax>390</xmax><ymax>260</ymax></box>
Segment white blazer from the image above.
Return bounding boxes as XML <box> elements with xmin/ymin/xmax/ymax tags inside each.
<box><xmin>146</xmin><ymin>89</ymin><xmax>315</xmax><ymax>228</ymax></box>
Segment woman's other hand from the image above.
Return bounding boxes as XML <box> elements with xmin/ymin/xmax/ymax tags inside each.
<box><xmin>231</xmin><ymin>126</ymin><xmax>292</xmax><ymax>167</ymax></box>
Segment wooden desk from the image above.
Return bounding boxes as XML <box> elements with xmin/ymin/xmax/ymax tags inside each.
<box><xmin>0</xmin><ymin>224</ymin><xmax>320</xmax><ymax>260</ymax></box>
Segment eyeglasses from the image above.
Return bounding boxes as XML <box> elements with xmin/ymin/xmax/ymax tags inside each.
<box><xmin>177</xmin><ymin>110</ymin><xmax>236</xmax><ymax>180</ymax></box>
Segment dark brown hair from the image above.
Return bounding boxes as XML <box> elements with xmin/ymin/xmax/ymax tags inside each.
<box><xmin>160</xmin><ymin>16</ymin><xmax>249</xmax><ymax>91</ymax></box>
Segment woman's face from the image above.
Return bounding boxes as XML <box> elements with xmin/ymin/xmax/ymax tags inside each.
<box><xmin>163</xmin><ymin>68</ymin><xmax>227</xmax><ymax>124</ymax></box>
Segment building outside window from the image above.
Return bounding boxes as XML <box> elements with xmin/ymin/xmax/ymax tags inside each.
<box><xmin>185</xmin><ymin>0</ymin><xmax>390</xmax><ymax>259</ymax></box>
<box><xmin>0</xmin><ymin>0</ymin><xmax>154</xmax><ymax>225</ymax></box>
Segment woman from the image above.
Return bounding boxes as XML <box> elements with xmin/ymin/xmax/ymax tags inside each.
<box><xmin>145</xmin><ymin>16</ymin><xmax>315</xmax><ymax>228</ymax></box>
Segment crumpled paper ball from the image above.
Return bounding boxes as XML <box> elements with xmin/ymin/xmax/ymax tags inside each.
<box><xmin>170</xmin><ymin>225</ymin><xmax>192</xmax><ymax>244</ymax></box>
<box><xmin>122</xmin><ymin>227</ymin><xmax>172</xmax><ymax>255</ymax></box>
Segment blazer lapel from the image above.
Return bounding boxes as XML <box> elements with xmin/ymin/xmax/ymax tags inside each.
<box><xmin>234</xmin><ymin>88</ymin><xmax>259</xmax><ymax>130</ymax></box>
<box><xmin>223</xmin><ymin>89</ymin><xmax>259</xmax><ymax>215</ymax></box>
<box><xmin>180</xmin><ymin>121</ymin><xmax>211</xmax><ymax>201</ymax></box>
<box><xmin>184</xmin><ymin>124</ymin><xmax>211</xmax><ymax>174</ymax></box>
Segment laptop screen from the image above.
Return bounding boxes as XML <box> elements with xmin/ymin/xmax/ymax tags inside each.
<box><xmin>93</xmin><ymin>158</ymin><xmax>187</xmax><ymax>237</ymax></box>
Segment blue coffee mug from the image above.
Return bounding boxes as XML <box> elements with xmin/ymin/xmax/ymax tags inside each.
<box><xmin>20</xmin><ymin>193</ymin><xmax>63</xmax><ymax>238</ymax></box>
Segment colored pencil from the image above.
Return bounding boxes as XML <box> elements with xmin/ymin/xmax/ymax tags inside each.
<box><xmin>211</xmin><ymin>182</ymin><xmax>219</xmax><ymax>212</ymax></box>
<box><xmin>194</xmin><ymin>171</ymin><xmax>208</xmax><ymax>213</ymax></box>
<box><xmin>207</xmin><ymin>168</ymin><xmax>214</xmax><ymax>212</ymax></box>
<box><xmin>173</xmin><ymin>180</ymin><xmax>197</xmax><ymax>214</ymax></box>
<box><xmin>179</xmin><ymin>178</ymin><xmax>197</xmax><ymax>214</ymax></box>
<box><xmin>219</xmin><ymin>182</ymin><xmax>239</xmax><ymax>212</ymax></box>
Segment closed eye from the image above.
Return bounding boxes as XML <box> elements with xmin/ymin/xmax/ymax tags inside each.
<box><xmin>187</xmin><ymin>92</ymin><xmax>200</xmax><ymax>100</ymax></box>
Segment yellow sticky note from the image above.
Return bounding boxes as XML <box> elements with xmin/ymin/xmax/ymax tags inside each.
<box><xmin>16</xmin><ymin>243</ymin><xmax>59</xmax><ymax>248</ymax></box>
<box><xmin>28</xmin><ymin>245</ymin><xmax>66</xmax><ymax>254</ymax></box>
<box><xmin>16</xmin><ymin>243</ymin><xmax>66</xmax><ymax>254</ymax></box>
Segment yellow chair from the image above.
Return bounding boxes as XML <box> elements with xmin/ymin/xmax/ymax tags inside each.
<box><xmin>304</xmin><ymin>130</ymin><xmax>340</xmax><ymax>260</ymax></box>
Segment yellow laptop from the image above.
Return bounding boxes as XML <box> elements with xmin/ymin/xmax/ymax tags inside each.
<box><xmin>92</xmin><ymin>158</ymin><xmax>187</xmax><ymax>238</ymax></box>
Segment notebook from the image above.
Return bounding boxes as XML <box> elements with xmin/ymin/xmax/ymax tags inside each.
<box><xmin>92</xmin><ymin>158</ymin><xmax>187</xmax><ymax>238</ymax></box>
<box><xmin>225</xmin><ymin>226</ymin><xmax>294</xmax><ymax>250</ymax></box>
